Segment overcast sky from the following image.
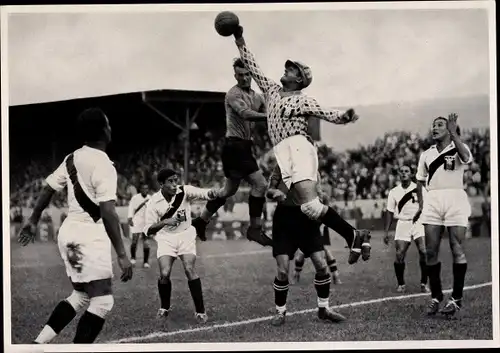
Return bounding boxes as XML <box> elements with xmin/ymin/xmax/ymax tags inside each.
<box><xmin>7</xmin><ymin>4</ymin><xmax>491</xmax><ymax>107</ymax></box>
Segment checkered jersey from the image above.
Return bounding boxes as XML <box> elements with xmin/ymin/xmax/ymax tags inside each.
<box><xmin>236</xmin><ymin>39</ymin><xmax>357</xmax><ymax>147</ymax></box>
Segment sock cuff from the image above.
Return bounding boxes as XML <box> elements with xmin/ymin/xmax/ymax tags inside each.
<box><xmin>188</xmin><ymin>278</ymin><xmax>202</xmax><ymax>286</ymax></box>
<box><xmin>314</xmin><ymin>273</ymin><xmax>331</xmax><ymax>286</ymax></box>
<box><xmin>326</xmin><ymin>259</ymin><xmax>336</xmax><ymax>266</ymax></box>
<box><xmin>274</xmin><ymin>277</ymin><xmax>289</xmax><ymax>286</ymax></box>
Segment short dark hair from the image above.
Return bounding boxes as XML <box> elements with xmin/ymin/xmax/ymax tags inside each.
<box><xmin>233</xmin><ymin>58</ymin><xmax>245</xmax><ymax>69</ymax></box>
<box><xmin>157</xmin><ymin>168</ymin><xmax>178</xmax><ymax>184</ymax></box>
<box><xmin>77</xmin><ymin>108</ymin><xmax>108</xmax><ymax>142</ymax></box>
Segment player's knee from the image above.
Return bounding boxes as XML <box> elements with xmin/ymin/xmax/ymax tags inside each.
<box><xmin>184</xmin><ymin>266</ymin><xmax>198</xmax><ymax>280</ymax></box>
<box><xmin>251</xmin><ymin>178</ymin><xmax>267</xmax><ymax>197</ymax></box>
<box><xmin>451</xmin><ymin>248</ymin><xmax>467</xmax><ymax>263</ymax></box>
<box><xmin>87</xmin><ymin>295</ymin><xmax>114</xmax><ymax>319</ymax></box>
<box><xmin>395</xmin><ymin>251</ymin><xmax>406</xmax><ymax>263</ymax></box>
<box><xmin>276</xmin><ymin>267</ymin><xmax>289</xmax><ymax>281</ymax></box>
<box><xmin>65</xmin><ymin>290</ymin><xmax>89</xmax><ymax>312</ymax></box>
<box><xmin>160</xmin><ymin>267</ymin><xmax>172</xmax><ymax>279</ymax></box>
<box><xmin>300</xmin><ymin>198</ymin><xmax>327</xmax><ymax>220</ymax></box>
<box><xmin>315</xmin><ymin>266</ymin><xmax>328</xmax><ymax>277</ymax></box>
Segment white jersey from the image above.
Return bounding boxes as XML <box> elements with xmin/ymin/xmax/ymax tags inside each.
<box><xmin>45</xmin><ymin>145</ymin><xmax>117</xmax><ymax>224</ymax></box>
<box><xmin>386</xmin><ymin>182</ymin><xmax>420</xmax><ymax>221</ymax></box>
<box><xmin>144</xmin><ymin>185</ymin><xmax>215</xmax><ymax>236</ymax></box>
<box><xmin>127</xmin><ymin>193</ymin><xmax>151</xmax><ymax>232</ymax></box>
<box><xmin>416</xmin><ymin>141</ymin><xmax>473</xmax><ymax>191</ymax></box>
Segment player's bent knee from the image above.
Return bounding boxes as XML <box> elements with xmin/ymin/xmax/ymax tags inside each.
<box><xmin>87</xmin><ymin>295</ymin><xmax>114</xmax><ymax>319</ymax></box>
<box><xmin>160</xmin><ymin>268</ymin><xmax>172</xmax><ymax>279</ymax></box>
<box><xmin>184</xmin><ymin>267</ymin><xmax>198</xmax><ymax>280</ymax></box>
<box><xmin>300</xmin><ymin>198</ymin><xmax>327</xmax><ymax>220</ymax></box>
<box><xmin>276</xmin><ymin>268</ymin><xmax>289</xmax><ymax>281</ymax></box>
<box><xmin>66</xmin><ymin>290</ymin><xmax>89</xmax><ymax>312</ymax></box>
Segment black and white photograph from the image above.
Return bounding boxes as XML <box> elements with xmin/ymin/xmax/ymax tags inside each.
<box><xmin>2</xmin><ymin>2</ymin><xmax>498</xmax><ymax>352</ymax></box>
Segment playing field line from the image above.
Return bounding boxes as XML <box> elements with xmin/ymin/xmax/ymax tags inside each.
<box><xmin>107</xmin><ymin>281</ymin><xmax>492</xmax><ymax>343</ymax></box>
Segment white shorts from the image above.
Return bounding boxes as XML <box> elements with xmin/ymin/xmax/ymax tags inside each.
<box><xmin>273</xmin><ymin>134</ymin><xmax>319</xmax><ymax>189</ymax></box>
<box><xmin>420</xmin><ymin>189</ymin><xmax>471</xmax><ymax>228</ymax></box>
<box><xmin>57</xmin><ymin>219</ymin><xmax>113</xmax><ymax>284</ymax></box>
<box><xmin>156</xmin><ymin>226</ymin><xmax>197</xmax><ymax>258</ymax></box>
<box><xmin>395</xmin><ymin>220</ymin><xmax>425</xmax><ymax>242</ymax></box>
<box><xmin>130</xmin><ymin>223</ymin><xmax>145</xmax><ymax>235</ymax></box>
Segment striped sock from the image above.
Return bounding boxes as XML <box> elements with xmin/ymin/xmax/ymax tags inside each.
<box><xmin>314</xmin><ymin>273</ymin><xmax>331</xmax><ymax>308</ymax></box>
<box><xmin>273</xmin><ymin>277</ymin><xmax>289</xmax><ymax>313</ymax></box>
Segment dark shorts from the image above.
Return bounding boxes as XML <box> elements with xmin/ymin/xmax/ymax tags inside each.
<box><xmin>272</xmin><ymin>204</ymin><xmax>325</xmax><ymax>258</ymax></box>
<box><xmin>322</xmin><ymin>226</ymin><xmax>331</xmax><ymax>246</ymax></box>
<box><xmin>221</xmin><ymin>137</ymin><xmax>259</xmax><ymax>180</ymax></box>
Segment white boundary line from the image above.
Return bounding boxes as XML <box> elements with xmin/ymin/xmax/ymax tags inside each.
<box><xmin>108</xmin><ymin>281</ymin><xmax>492</xmax><ymax>344</ymax></box>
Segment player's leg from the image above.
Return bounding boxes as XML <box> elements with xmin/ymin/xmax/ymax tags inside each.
<box><xmin>413</xmin><ymin>228</ymin><xmax>428</xmax><ymax>293</ymax></box>
<box><xmin>292</xmin><ymin>249</ymin><xmax>305</xmax><ymax>283</ymax></box>
<box><xmin>271</xmin><ymin>254</ymin><xmax>291</xmax><ymax>326</ymax></box>
<box><xmin>274</xmin><ymin>136</ymin><xmax>371</xmax><ymax>263</ymax></box>
<box><xmin>424</xmin><ymin>224</ymin><xmax>445</xmax><ymax>315</ymax></box>
<box><xmin>441</xmin><ymin>225</ymin><xmax>468</xmax><ymax>317</ymax></box>
<box><xmin>394</xmin><ymin>240</ymin><xmax>411</xmax><ymax>292</ymax></box>
<box><xmin>322</xmin><ymin>228</ymin><xmax>341</xmax><ymax>284</ymax></box>
<box><xmin>244</xmin><ymin>169</ymin><xmax>273</xmax><ymax>246</ymax></box>
<box><xmin>72</xmin><ymin>279</ymin><xmax>114</xmax><ymax>343</ymax></box>
<box><xmin>157</xmin><ymin>255</ymin><xmax>176</xmax><ymax>318</ymax></box>
<box><xmin>270</xmin><ymin>204</ymin><xmax>294</xmax><ymax>326</ymax></box>
<box><xmin>192</xmin><ymin>177</ymin><xmax>240</xmax><ymax>241</ymax></box>
<box><xmin>141</xmin><ymin>233</ymin><xmax>151</xmax><ymax>268</ymax></box>
<box><xmin>33</xmin><ymin>288</ymin><xmax>89</xmax><ymax>344</ymax></box>
<box><xmin>179</xmin><ymin>253</ymin><xmax>208</xmax><ymax>323</ymax></box>
<box><xmin>309</xmin><ymin>251</ymin><xmax>346</xmax><ymax>323</ymax></box>
<box><xmin>130</xmin><ymin>233</ymin><xmax>140</xmax><ymax>265</ymax></box>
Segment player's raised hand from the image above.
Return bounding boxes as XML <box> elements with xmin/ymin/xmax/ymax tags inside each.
<box><xmin>447</xmin><ymin>113</ymin><xmax>459</xmax><ymax>135</ymax></box>
<box><xmin>342</xmin><ymin>109</ymin><xmax>359</xmax><ymax>124</ymax></box>
<box><xmin>383</xmin><ymin>231</ymin><xmax>390</xmax><ymax>246</ymax></box>
<box><xmin>18</xmin><ymin>221</ymin><xmax>37</xmax><ymax>246</ymax></box>
<box><xmin>233</xmin><ymin>25</ymin><xmax>244</xmax><ymax>40</ymax></box>
<box><xmin>117</xmin><ymin>254</ymin><xmax>133</xmax><ymax>282</ymax></box>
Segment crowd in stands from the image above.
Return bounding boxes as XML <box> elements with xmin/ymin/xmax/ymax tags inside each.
<box><xmin>10</xmin><ymin>127</ymin><xmax>490</xmax><ymax>211</ymax></box>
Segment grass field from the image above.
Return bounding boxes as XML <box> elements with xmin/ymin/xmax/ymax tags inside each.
<box><xmin>9</xmin><ymin>231</ymin><xmax>493</xmax><ymax>344</ymax></box>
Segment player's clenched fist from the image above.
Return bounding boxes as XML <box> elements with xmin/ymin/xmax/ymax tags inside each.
<box><xmin>341</xmin><ymin>108</ymin><xmax>359</xmax><ymax>124</ymax></box>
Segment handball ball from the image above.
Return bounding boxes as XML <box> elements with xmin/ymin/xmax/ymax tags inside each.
<box><xmin>214</xmin><ymin>11</ymin><xmax>240</xmax><ymax>37</ymax></box>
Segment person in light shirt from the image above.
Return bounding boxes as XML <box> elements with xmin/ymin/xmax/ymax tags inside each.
<box><xmin>144</xmin><ymin>169</ymin><xmax>221</xmax><ymax>324</ymax></box>
<box><xmin>384</xmin><ymin>165</ymin><xmax>428</xmax><ymax>294</ymax></box>
<box><xmin>415</xmin><ymin>113</ymin><xmax>473</xmax><ymax>317</ymax></box>
<box><xmin>127</xmin><ymin>183</ymin><xmax>151</xmax><ymax>268</ymax></box>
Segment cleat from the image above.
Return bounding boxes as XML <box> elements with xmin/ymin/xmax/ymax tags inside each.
<box><xmin>195</xmin><ymin>312</ymin><xmax>208</xmax><ymax>324</ymax></box>
<box><xmin>420</xmin><ymin>283</ymin><xmax>429</xmax><ymax>293</ymax></box>
<box><xmin>318</xmin><ymin>308</ymin><xmax>346</xmax><ymax>323</ymax></box>
<box><xmin>192</xmin><ymin>217</ymin><xmax>208</xmax><ymax>241</ymax></box>
<box><xmin>361</xmin><ymin>231</ymin><xmax>372</xmax><ymax>261</ymax></box>
<box><xmin>426</xmin><ymin>298</ymin><xmax>441</xmax><ymax>316</ymax></box>
<box><xmin>246</xmin><ymin>226</ymin><xmax>273</xmax><ymax>247</ymax></box>
<box><xmin>397</xmin><ymin>285</ymin><xmax>406</xmax><ymax>293</ymax></box>
<box><xmin>131</xmin><ymin>259</ymin><xmax>136</xmax><ymax>266</ymax></box>
<box><xmin>332</xmin><ymin>271</ymin><xmax>342</xmax><ymax>285</ymax></box>
<box><xmin>271</xmin><ymin>310</ymin><xmax>286</xmax><ymax>326</ymax></box>
<box><xmin>440</xmin><ymin>297</ymin><xmax>461</xmax><ymax>317</ymax></box>
<box><xmin>143</xmin><ymin>263</ymin><xmax>150</xmax><ymax>269</ymax></box>
<box><xmin>157</xmin><ymin>308</ymin><xmax>170</xmax><ymax>318</ymax></box>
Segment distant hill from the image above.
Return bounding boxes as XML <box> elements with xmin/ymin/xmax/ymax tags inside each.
<box><xmin>320</xmin><ymin>94</ymin><xmax>491</xmax><ymax>151</ymax></box>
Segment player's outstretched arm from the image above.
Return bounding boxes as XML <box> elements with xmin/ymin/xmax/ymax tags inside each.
<box><xmin>299</xmin><ymin>96</ymin><xmax>359</xmax><ymax>125</ymax></box>
<box><xmin>100</xmin><ymin>200</ymin><xmax>133</xmax><ymax>282</ymax></box>
<box><xmin>227</xmin><ymin>91</ymin><xmax>267</xmax><ymax>122</ymax></box>
<box><xmin>18</xmin><ymin>184</ymin><xmax>56</xmax><ymax>246</ymax></box>
<box><xmin>233</xmin><ymin>26</ymin><xmax>278</xmax><ymax>94</ymax></box>
<box><xmin>447</xmin><ymin>113</ymin><xmax>473</xmax><ymax>165</ymax></box>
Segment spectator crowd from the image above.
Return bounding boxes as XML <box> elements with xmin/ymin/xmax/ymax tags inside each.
<box><xmin>10</xmin><ymin>127</ymin><xmax>490</xmax><ymax>210</ymax></box>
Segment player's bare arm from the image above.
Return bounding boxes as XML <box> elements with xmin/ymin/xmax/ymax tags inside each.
<box><xmin>266</xmin><ymin>165</ymin><xmax>286</xmax><ymax>202</ymax></box>
<box><xmin>300</xmin><ymin>97</ymin><xmax>359</xmax><ymax>125</ymax></box>
<box><xmin>18</xmin><ymin>184</ymin><xmax>56</xmax><ymax>246</ymax></box>
<box><xmin>233</xmin><ymin>26</ymin><xmax>278</xmax><ymax>94</ymax></box>
<box><xmin>146</xmin><ymin>218</ymin><xmax>179</xmax><ymax>236</ymax></box>
<box><xmin>384</xmin><ymin>210</ymin><xmax>394</xmax><ymax>245</ymax></box>
<box><xmin>185</xmin><ymin>185</ymin><xmax>223</xmax><ymax>201</ymax></box>
<box><xmin>100</xmin><ymin>200</ymin><xmax>133</xmax><ymax>282</ymax></box>
<box><xmin>414</xmin><ymin>181</ymin><xmax>425</xmax><ymax>223</ymax></box>
<box><xmin>228</xmin><ymin>92</ymin><xmax>267</xmax><ymax>122</ymax></box>
<box><xmin>448</xmin><ymin>113</ymin><xmax>473</xmax><ymax>164</ymax></box>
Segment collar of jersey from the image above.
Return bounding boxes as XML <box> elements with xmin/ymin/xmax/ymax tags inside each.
<box><xmin>431</xmin><ymin>141</ymin><xmax>455</xmax><ymax>153</ymax></box>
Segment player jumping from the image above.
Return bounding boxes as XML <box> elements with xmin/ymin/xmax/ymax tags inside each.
<box><xmin>192</xmin><ymin>58</ymin><xmax>272</xmax><ymax>247</ymax></box>
<box><xmin>266</xmin><ymin>164</ymin><xmax>346</xmax><ymax>326</ymax></box>
<box><xmin>144</xmin><ymin>168</ymin><xmax>221</xmax><ymax>324</ymax></box>
<box><xmin>229</xmin><ymin>25</ymin><xmax>371</xmax><ymax>263</ymax></box>
<box><xmin>18</xmin><ymin>108</ymin><xmax>133</xmax><ymax>344</ymax></box>
<box><xmin>127</xmin><ymin>183</ymin><xmax>151</xmax><ymax>268</ymax></box>
<box><xmin>415</xmin><ymin>113</ymin><xmax>473</xmax><ymax>317</ymax></box>
<box><xmin>383</xmin><ymin>165</ymin><xmax>428</xmax><ymax>293</ymax></box>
